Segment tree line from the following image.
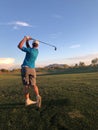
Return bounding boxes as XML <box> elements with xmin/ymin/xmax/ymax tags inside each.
<box><xmin>0</xmin><ymin>58</ymin><xmax>98</xmax><ymax>73</ymax></box>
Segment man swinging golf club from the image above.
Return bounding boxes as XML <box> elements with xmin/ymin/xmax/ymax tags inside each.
<box><xmin>18</xmin><ymin>36</ymin><xmax>41</xmax><ymax>108</ymax></box>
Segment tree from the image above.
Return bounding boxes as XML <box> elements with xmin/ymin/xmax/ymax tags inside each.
<box><xmin>91</xmin><ymin>58</ymin><xmax>98</xmax><ymax>66</ymax></box>
<box><xmin>74</xmin><ymin>63</ymin><xmax>79</xmax><ymax>68</ymax></box>
<box><xmin>0</xmin><ymin>69</ymin><xmax>9</xmax><ymax>72</ymax></box>
<box><xmin>79</xmin><ymin>62</ymin><xmax>85</xmax><ymax>67</ymax></box>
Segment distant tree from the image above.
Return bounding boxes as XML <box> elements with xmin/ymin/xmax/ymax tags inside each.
<box><xmin>91</xmin><ymin>58</ymin><xmax>98</xmax><ymax>66</ymax></box>
<box><xmin>1</xmin><ymin>69</ymin><xmax>9</xmax><ymax>72</ymax></box>
<box><xmin>63</xmin><ymin>64</ymin><xmax>69</xmax><ymax>68</ymax></box>
<box><xmin>74</xmin><ymin>63</ymin><xmax>79</xmax><ymax>68</ymax></box>
<box><xmin>79</xmin><ymin>62</ymin><xmax>85</xmax><ymax>67</ymax></box>
<box><xmin>11</xmin><ymin>69</ymin><xmax>21</xmax><ymax>72</ymax></box>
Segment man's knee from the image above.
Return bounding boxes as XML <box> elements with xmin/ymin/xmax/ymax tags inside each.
<box><xmin>24</xmin><ymin>86</ymin><xmax>29</xmax><ymax>94</ymax></box>
<box><xmin>32</xmin><ymin>84</ymin><xmax>36</xmax><ymax>87</ymax></box>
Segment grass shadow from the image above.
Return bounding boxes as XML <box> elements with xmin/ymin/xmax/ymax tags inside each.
<box><xmin>0</xmin><ymin>98</ymin><xmax>71</xmax><ymax>110</ymax></box>
<box><xmin>43</xmin><ymin>98</ymin><xmax>71</xmax><ymax>107</ymax></box>
<box><xmin>0</xmin><ymin>102</ymin><xmax>25</xmax><ymax>109</ymax></box>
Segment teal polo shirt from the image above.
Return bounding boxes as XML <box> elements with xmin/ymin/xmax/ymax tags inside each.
<box><xmin>21</xmin><ymin>47</ymin><xmax>38</xmax><ymax>68</ymax></box>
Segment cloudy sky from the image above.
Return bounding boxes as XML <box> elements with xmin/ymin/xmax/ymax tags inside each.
<box><xmin>0</xmin><ymin>0</ymin><xmax>98</xmax><ymax>69</ymax></box>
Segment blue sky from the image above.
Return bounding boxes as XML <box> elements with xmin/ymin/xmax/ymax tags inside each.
<box><xmin>0</xmin><ymin>0</ymin><xmax>98</xmax><ymax>69</ymax></box>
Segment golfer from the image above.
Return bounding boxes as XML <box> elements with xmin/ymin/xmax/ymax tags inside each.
<box><xmin>18</xmin><ymin>36</ymin><xmax>41</xmax><ymax>108</ymax></box>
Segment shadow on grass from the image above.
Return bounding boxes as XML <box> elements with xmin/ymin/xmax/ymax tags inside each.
<box><xmin>0</xmin><ymin>98</ymin><xmax>71</xmax><ymax>110</ymax></box>
<box><xmin>0</xmin><ymin>102</ymin><xmax>25</xmax><ymax>109</ymax></box>
<box><xmin>43</xmin><ymin>98</ymin><xmax>71</xmax><ymax>107</ymax></box>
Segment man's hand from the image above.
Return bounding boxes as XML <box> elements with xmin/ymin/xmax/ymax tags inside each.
<box><xmin>25</xmin><ymin>36</ymin><xmax>32</xmax><ymax>41</ymax></box>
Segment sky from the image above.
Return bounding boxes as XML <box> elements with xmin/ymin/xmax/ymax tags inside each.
<box><xmin>0</xmin><ymin>0</ymin><xmax>98</xmax><ymax>69</ymax></box>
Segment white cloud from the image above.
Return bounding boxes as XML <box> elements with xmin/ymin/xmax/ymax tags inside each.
<box><xmin>70</xmin><ymin>44</ymin><xmax>80</xmax><ymax>49</ymax></box>
<box><xmin>8</xmin><ymin>21</ymin><xmax>32</xmax><ymax>29</ymax></box>
<box><xmin>52</xmin><ymin>14</ymin><xmax>62</xmax><ymax>19</ymax></box>
<box><xmin>11</xmin><ymin>21</ymin><xmax>32</xmax><ymax>27</ymax></box>
<box><xmin>0</xmin><ymin>58</ymin><xmax>15</xmax><ymax>64</ymax></box>
<box><xmin>0</xmin><ymin>58</ymin><xmax>15</xmax><ymax>69</ymax></box>
<box><xmin>0</xmin><ymin>21</ymin><xmax>33</xmax><ymax>29</ymax></box>
<box><xmin>60</xmin><ymin>53</ymin><xmax>98</xmax><ymax>65</ymax></box>
<box><xmin>49</xmin><ymin>32</ymin><xmax>62</xmax><ymax>39</ymax></box>
<box><xmin>37</xmin><ymin>52</ymin><xmax>98</xmax><ymax>66</ymax></box>
<box><xmin>13</xmin><ymin>26</ymin><xmax>19</xmax><ymax>30</ymax></box>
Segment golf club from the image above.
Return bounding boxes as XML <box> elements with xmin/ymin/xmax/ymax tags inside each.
<box><xmin>32</xmin><ymin>37</ymin><xmax>57</xmax><ymax>51</ymax></box>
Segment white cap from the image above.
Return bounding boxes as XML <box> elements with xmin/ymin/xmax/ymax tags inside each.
<box><xmin>33</xmin><ymin>40</ymin><xmax>39</xmax><ymax>45</ymax></box>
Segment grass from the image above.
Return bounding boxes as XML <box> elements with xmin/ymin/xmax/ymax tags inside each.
<box><xmin>0</xmin><ymin>72</ymin><xmax>98</xmax><ymax>130</ymax></box>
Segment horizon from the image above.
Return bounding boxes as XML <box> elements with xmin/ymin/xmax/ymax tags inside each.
<box><xmin>0</xmin><ymin>52</ymin><xmax>98</xmax><ymax>70</ymax></box>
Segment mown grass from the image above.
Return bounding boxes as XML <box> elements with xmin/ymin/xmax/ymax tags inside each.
<box><xmin>0</xmin><ymin>72</ymin><xmax>98</xmax><ymax>130</ymax></box>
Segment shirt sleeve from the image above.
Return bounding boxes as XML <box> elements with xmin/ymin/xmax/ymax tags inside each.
<box><xmin>21</xmin><ymin>47</ymin><xmax>30</xmax><ymax>53</ymax></box>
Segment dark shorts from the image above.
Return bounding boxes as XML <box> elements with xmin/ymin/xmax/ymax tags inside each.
<box><xmin>21</xmin><ymin>67</ymin><xmax>36</xmax><ymax>86</ymax></box>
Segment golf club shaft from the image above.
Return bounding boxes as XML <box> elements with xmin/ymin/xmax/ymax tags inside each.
<box><xmin>32</xmin><ymin>38</ymin><xmax>57</xmax><ymax>50</ymax></box>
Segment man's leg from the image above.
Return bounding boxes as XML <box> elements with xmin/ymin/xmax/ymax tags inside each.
<box><xmin>24</xmin><ymin>85</ymin><xmax>37</xmax><ymax>106</ymax></box>
<box><xmin>24</xmin><ymin>85</ymin><xmax>30</xmax><ymax>99</ymax></box>
<box><xmin>33</xmin><ymin>85</ymin><xmax>39</xmax><ymax>96</ymax></box>
<box><xmin>29</xmin><ymin>69</ymin><xmax>42</xmax><ymax>108</ymax></box>
<box><xmin>32</xmin><ymin>85</ymin><xmax>42</xmax><ymax>108</ymax></box>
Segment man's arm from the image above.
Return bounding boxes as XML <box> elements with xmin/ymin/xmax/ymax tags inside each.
<box><xmin>18</xmin><ymin>37</ymin><xmax>27</xmax><ymax>49</ymax></box>
<box><xmin>26</xmin><ymin>40</ymin><xmax>31</xmax><ymax>48</ymax></box>
<box><xmin>18</xmin><ymin>36</ymin><xmax>32</xmax><ymax>49</ymax></box>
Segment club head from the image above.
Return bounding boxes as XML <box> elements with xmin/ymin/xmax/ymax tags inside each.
<box><xmin>54</xmin><ymin>47</ymin><xmax>57</xmax><ymax>51</ymax></box>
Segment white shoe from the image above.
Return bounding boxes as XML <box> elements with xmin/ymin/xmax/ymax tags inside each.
<box><xmin>25</xmin><ymin>99</ymin><xmax>37</xmax><ymax>106</ymax></box>
<box><xmin>36</xmin><ymin>95</ymin><xmax>42</xmax><ymax>108</ymax></box>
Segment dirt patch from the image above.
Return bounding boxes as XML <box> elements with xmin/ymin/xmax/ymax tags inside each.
<box><xmin>68</xmin><ymin>110</ymin><xmax>85</xmax><ymax>119</ymax></box>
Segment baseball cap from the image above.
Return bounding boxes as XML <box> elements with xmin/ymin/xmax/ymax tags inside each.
<box><xmin>33</xmin><ymin>40</ymin><xmax>39</xmax><ymax>45</ymax></box>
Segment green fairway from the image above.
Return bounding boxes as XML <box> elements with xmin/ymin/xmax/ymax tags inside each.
<box><xmin>0</xmin><ymin>72</ymin><xmax>98</xmax><ymax>130</ymax></box>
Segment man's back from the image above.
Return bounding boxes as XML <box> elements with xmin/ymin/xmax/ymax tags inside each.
<box><xmin>21</xmin><ymin>47</ymin><xmax>38</xmax><ymax>68</ymax></box>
